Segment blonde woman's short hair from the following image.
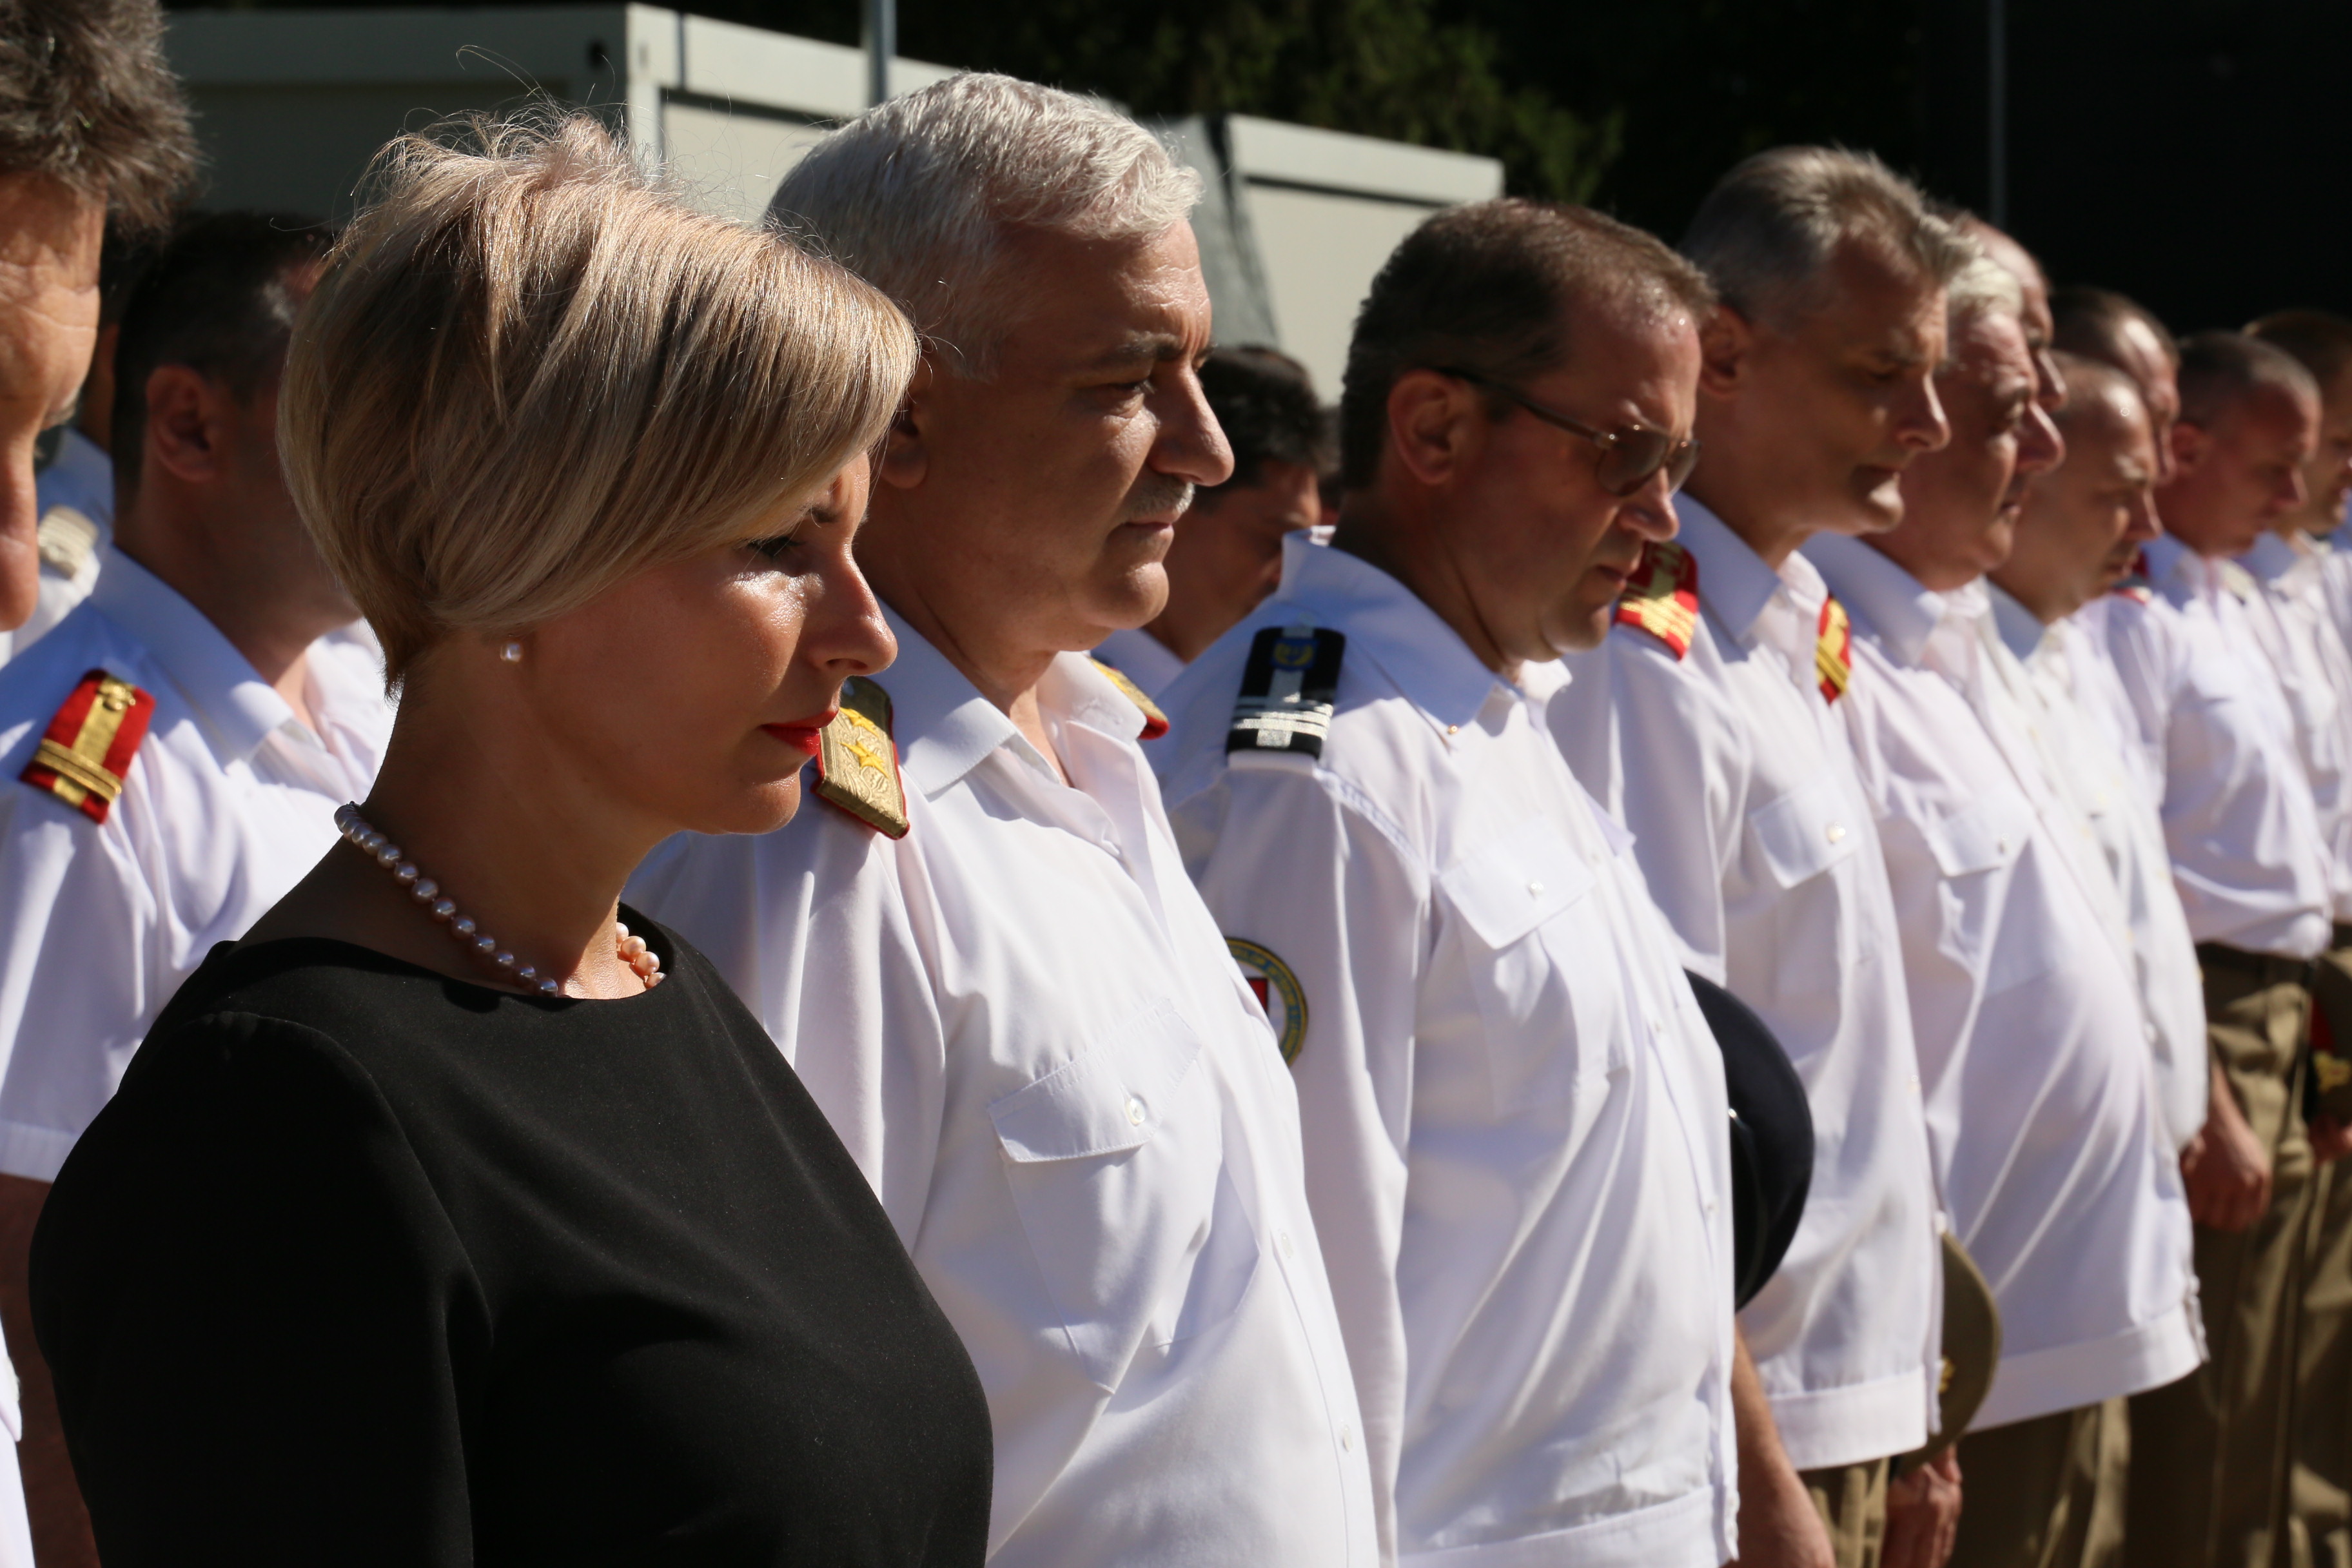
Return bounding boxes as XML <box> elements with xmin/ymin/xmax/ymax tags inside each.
<box><xmin>280</xmin><ymin>112</ymin><xmax>919</xmax><ymax>681</ymax></box>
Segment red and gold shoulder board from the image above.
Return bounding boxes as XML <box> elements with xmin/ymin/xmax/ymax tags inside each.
<box><xmin>2110</xmin><ymin>547</ymin><xmax>2153</xmax><ymax>605</ymax></box>
<box><xmin>1090</xmin><ymin>658</ymin><xmax>1170</xmax><ymax>740</ymax></box>
<box><xmin>21</xmin><ymin>669</ymin><xmax>155</xmax><ymax>824</ymax></box>
<box><xmin>1816</xmin><ymin>595</ymin><xmax>1853</xmax><ymax>705</ymax></box>
<box><xmin>1614</xmin><ymin>540</ymin><xmax>1700</xmax><ymax>658</ymax></box>
<box><xmin>814</xmin><ymin>676</ymin><xmax>910</xmax><ymax>839</ymax></box>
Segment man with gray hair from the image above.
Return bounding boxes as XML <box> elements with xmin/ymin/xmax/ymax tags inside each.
<box><xmin>1553</xmin><ymin>146</ymin><xmax>1961</xmax><ymax>1567</ymax></box>
<box><xmin>629</xmin><ymin>74</ymin><xmax>1378</xmax><ymax>1567</ymax></box>
<box><xmin>1808</xmin><ymin>255</ymin><xmax>2202</xmax><ymax>1568</ymax></box>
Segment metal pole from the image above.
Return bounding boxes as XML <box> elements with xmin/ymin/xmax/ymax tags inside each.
<box><xmin>865</xmin><ymin>0</ymin><xmax>894</xmax><ymax>108</ymax></box>
<box><xmin>1987</xmin><ymin>0</ymin><xmax>2008</xmax><ymax>226</ymax></box>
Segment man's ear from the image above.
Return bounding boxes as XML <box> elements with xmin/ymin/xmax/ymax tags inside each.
<box><xmin>2170</xmin><ymin>417</ymin><xmax>2210</xmax><ymax>480</ymax></box>
<box><xmin>1697</xmin><ymin>304</ymin><xmax>1753</xmax><ymax>398</ymax></box>
<box><xmin>877</xmin><ymin>357</ymin><xmax>933</xmax><ymax>491</ymax></box>
<box><xmin>1384</xmin><ymin>369</ymin><xmax>1486</xmax><ymax>491</ymax></box>
<box><xmin>139</xmin><ymin>364</ymin><xmax>234</xmax><ymax>487</ymax></box>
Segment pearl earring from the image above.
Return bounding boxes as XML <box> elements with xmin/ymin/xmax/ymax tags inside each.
<box><xmin>500</xmin><ymin>641</ymin><xmax>524</xmax><ymax>663</ymax></box>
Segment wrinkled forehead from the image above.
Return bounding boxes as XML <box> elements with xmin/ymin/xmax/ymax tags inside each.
<box><xmin>993</xmin><ymin>220</ymin><xmax>1210</xmax><ymax>364</ymax></box>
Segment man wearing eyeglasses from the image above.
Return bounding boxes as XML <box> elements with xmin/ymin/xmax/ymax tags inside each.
<box><xmin>1549</xmin><ymin>147</ymin><xmax>1968</xmax><ymax>1568</ymax></box>
<box><xmin>1153</xmin><ymin>200</ymin><xmax>1740</xmax><ymax>1568</ymax></box>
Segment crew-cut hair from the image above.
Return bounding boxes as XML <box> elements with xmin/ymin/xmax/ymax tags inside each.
<box><xmin>2174</xmin><ymin>331</ymin><xmax>2319</xmax><ymax>430</ymax></box>
<box><xmin>768</xmin><ymin>72</ymin><xmax>1200</xmax><ymax>377</ymax></box>
<box><xmin>280</xmin><ymin>112</ymin><xmax>919</xmax><ymax>683</ymax></box>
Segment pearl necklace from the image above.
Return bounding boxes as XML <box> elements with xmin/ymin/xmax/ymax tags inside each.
<box><xmin>334</xmin><ymin>803</ymin><xmax>663</xmax><ymax>997</ymax></box>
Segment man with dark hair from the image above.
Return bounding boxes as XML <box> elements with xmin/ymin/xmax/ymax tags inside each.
<box><xmin>0</xmin><ymin>0</ymin><xmax>193</xmax><ymax>639</ymax></box>
<box><xmin>1095</xmin><ymin>344</ymin><xmax>1329</xmax><ymax>692</ymax></box>
<box><xmin>1554</xmin><ymin>146</ymin><xmax>1961</xmax><ymax>1568</ymax></box>
<box><xmin>2055</xmin><ymin>288</ymin><xmax>2181</xmax><ymax>480</ymax></box>
<box><xmin>0</xmin><ymin>211</ymin><xmax>389</xmax><ymax>1563</ymax></box>
<box><xmin>2102</xmin><ymin>329</ymin><xmax>2335</xmax><ymax>1568</ymax></box>
<box><xmin>1155</xmin><ymin>198</ymin><xmax>1743</xmax><ymax>1568</ymax></box>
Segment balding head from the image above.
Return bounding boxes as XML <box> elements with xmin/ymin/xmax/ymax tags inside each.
<box><xmin>2158</xmin><ymin>331</ymin><xmax>2319</xmax><ymax>556</ymax></box>
<box><xmin>2053</xmin><ymin>286</ymin><xmax>2179</xmax><ymax>478</ymax></box>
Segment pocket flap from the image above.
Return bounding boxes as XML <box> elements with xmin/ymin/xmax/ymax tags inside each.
<box><xmin>1439</xmin><ymin>816</ymin><xmax>1596</xmax><ymax>951</ymax></box>
<box><xmin>990</xmin><ymin>997</ymin><xmax>1205</xmax><ymax>1163</ymax></box>
<box><xmin>1747</xmin><ymin>774</ymin><xmax>1863</xmax><ymax>890</ymax></box>
<box><xmin>1919</xmin><ymin>793</ymin><xmax>2033</xmax><ymax>879</ymax></box>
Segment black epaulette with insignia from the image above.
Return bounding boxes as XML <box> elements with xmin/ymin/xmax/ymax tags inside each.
<box><xmin>1614</xmin><ymin>540</ymin><xmax>1698</xmax><ymax>658</ymax></box>
<box><xmin>21</xmin><ymin>669</ymin><xmax>155</xmax><ymax>824</ymax></box>
<box><xmin>1089</xmin><ymin>658</ymin><xmax>1169</xmax><ymax>740</ymax></box>
<box><xmin>1226</xmin><ymin>622</ymin><xmax>1345</xmax><ymax>759</ymax></box>
<box><xmin>814</xmin><ymin>676</ymin><xmax>909</xmax><ymax>838</ymax></box>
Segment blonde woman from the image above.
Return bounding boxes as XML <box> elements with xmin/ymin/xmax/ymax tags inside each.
<box><xmin>26</xmin><ymin>117</ymin><xmax>990</xmax><ymax>1565</ymax></box>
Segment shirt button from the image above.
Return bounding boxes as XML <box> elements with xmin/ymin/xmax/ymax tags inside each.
<box><xmin>1124</xmin><ymin>1096</ymin><xmax>1147</xmax><ymax>1126</ymax></box>
<box><xmin>1825</xmin><ymin>823</ymin><xmax>1846</xmax><ymax>844</ymax></box>
<box><xmin>1527</xmin><ymin>880</ymin><xmax>1545</xmax><ymax>897</ymax></box>
<box><xmin>1996</xmin><ymin>836</ymin><xmax>2011</xmax><ymax>854</ymax></box>
<box><xmin>1446</xmin><ymin>724</ymin><xmax>1460</xmax><ymax>736</ymax></box>
<box><xmin>1279</xmin><ymin>1231</ymin><xmax>1296</xmax><ymax>1260</ymax></box>
<box><xmin>1340</xmin><ymin>1424</ymin><xmax>1356</xmax><ymax>1453</ymax></box>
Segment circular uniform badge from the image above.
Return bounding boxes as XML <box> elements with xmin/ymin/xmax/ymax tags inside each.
<box><xmin>1227</xmin><ymin>937</ymin><xmax>1308</xmax><ymax>1065</ymax></box>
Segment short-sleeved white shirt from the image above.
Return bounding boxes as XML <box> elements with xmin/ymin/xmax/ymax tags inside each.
<box><xmin>0</xmin><ymin>547</ymin><xmax>391</xmax><ymax>1179</ymax></box>
<box><xmin>1990</xmin><ymin>588</ymin><xmax>2210</xmax><ymax>1152</ymax></box>
<box><xmin>1153</xmin><ymin>536</ymin><xmax>1738</xmax><ymax>1568</ymax></box>
<box><xmin>2101</xmin><ymin>534</ymin><xmax>2331</xmax><ymax>959</ymax></box>
<box><xmin>2238</xmin><ymin>530</ymin><xmax>2352</xmax><ymax>921</ymax></box>
<box><xmin>1551</xmin><ymin>498</ymin><xmax>1939</xmax><ymax>1473</ymax></box>
<box><xmin>627</xmin><ymin>612</ymin><xmax>1378</xmax><ymax>1568</ymax></box>
<box><xmin>1805</xmin><ymin>534</ymin><xmax>2203</xmax><ymax>1429</ymax></box>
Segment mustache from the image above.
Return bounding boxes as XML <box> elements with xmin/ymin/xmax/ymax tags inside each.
<box><xmin>1121</xmin><ymin>471</ymin><xmax>1195</xmax><ymax>524</ymax></box>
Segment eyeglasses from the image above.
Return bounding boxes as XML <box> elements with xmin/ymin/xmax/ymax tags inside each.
<box><xmin>1435</xmin><ymin>366</ymin><xmax>1701</xmax><ymax>497</ymax></box>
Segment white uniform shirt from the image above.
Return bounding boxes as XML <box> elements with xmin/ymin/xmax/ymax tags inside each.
<box><xmin>1990</xmin><ymin>588</ymin><xmax>2210</xmax><ymax>1151</ymax></box>
<box><xmin>2239</xmin><ymin>530</ymin><xmax>2352</xmax><ymax>921</ymax></box>
<box><xmin>1805</xmin><ymin>534</ymin><xmax>2202</xmax><ymax>1428</ymax></box>
<box><xmin>1551</xmin><ymin>498</ymin><xmax>1938</xmax><ymax>1473</ymax></box>
<box><xmin>3</xmin><ymin>431</ymin><xmax>115</xmax><ymax>666</ymax></box>
<box><xmin>0</xmin><ymin>547</ymin><xmax>390</xmax><ymax>1179</ymax></box>
<box><xmin>627</xmin><ymin>613</ymin><xmax>1377</xmax><ymax>1568</ymax></box>
<box><xmin>2101</xmin><ymin>533</ymin><xmax>2331</xmax><ymax>959</ymax></box>
<box><xmin>1153</xmin><ymin>536</ymin><xmax>1738</xmax><ymax>1568</ymax></box>
<box><xmin>1088</xmin><ymin>626</ymin><xmax>1186</xmax><ymax>698</ymax></box>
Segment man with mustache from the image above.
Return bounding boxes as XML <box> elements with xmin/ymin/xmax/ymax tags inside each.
<box><xmin>1152</xmin><ymin>199</ymin><xmax>1740</xmax><ymax>1568</ymax></box>
<box><xmin>629</xmin><ymin>74</ymin><xmax>1379</xmax><ymax>1567</ymax></box>
<box><xmin>1551</xmin><ymin>146</ymin><xmax>1962</xmax><ymax>1568</ymax></box>
<box><xmin>1806</xmin><ymin>257</ymin><xmax>2203</xmax><ymax>1568</ymax></box>
<box><xmin>2102</xmin><ymin>331</ymin><xmax>2333</xmax><ymax>1568</ymax></box>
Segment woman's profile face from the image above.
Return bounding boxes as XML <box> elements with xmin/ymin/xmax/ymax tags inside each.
<box><xmin>522</xmin><ymin>456</ymin><xmax>894</xmax><ymax>839</ymax></box>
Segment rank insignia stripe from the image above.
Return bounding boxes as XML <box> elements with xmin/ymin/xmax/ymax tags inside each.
<box><xmin>1227</xmin><ymin>937</ymin><xmax>1308</xmax><ymax>1065</ymax></box>
<box><xmin>19</xmin><ymin>669</ymin><xmax>156</xmax><ymax>825</ymax></box>
<box><xmin>1614</xmin><ymin>540</ymin><xmax>1699</xmax><ymax>660</ymax></box>
<box><xmin>1088</xmin><ymin>658</ymin><xmax>1170</xmax><ymax>740</ymax></box>
<box><xmin>813</xmin><ymin>676</ymin><xmax>910</xmax><ymax>839</ymax></box>
<box><xmin>1226</xmin><ymin>622</ymin><xmax>1346</xmax><ymax>760</ymax></box>
<box><xmin>1815</xmin><ymin>595</ymin><xmax>1852</xmax><ymax>705</ymax></box>
<box><xmin>2110</xmin><ymin>547</ymin><xmax>2153</xmax><ymax>605</ymax></box>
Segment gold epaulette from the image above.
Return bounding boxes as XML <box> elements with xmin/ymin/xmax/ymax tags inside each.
<box><xmin>1614</xmin><ymin>540</ymin><xmax>1699</xmax><ymax>658</ymax></box>
<box><xmin>1090</xmin><ymin>658</ymin><xmax>1169</xmax><ymax>740</ymax></box>
<box><xmin>1816</xmin><ymin>595</ymin><xmax>1852</xmax><ymax>705</ymax></box>
<box><xmin>20</xmin><ymin>669</ymin><xmax>155</xmax><ymax>824</ymax></box>
<box><xmin>813</xmin><ymin>676</ymin><xmax>909</xmax><ymax>839</ymax></box>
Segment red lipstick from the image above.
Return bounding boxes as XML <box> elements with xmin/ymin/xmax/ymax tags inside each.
<box><xmin>764</xmin><ymin>710</ymin><xmax>836</xmax><ymax>758</ymax></box>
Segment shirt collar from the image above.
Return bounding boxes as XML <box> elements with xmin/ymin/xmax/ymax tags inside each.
<box><xmin>2242</xmin><ymin>529</ymin><xmax>2306</xmax><ymax>583</ymax></box>
<box><xmin>2144</xmin><ymin>531</ymin><xmax>2196</xmax><ymax>591</ymax></box>
<box><xmin>1801</xmin><ymin>532</ymin><xmax>1951</xmax><ymax>669</ymax></box>
<box><xmin>1670</xmin><ymin>495</ymin><xmax>1787</xmax><ymax>646</ymax></box>
<box><xmin>1275</xmin><ymin>531</ymin><xmax>1516</xmax><ymax>729</ymax></box>
<box><xmin>86</xmin><ymin>546</ymin><xmax>293</xmax><ymax>763</ymax></box>
<box><xmin>1986</xmin><ymin>580</ymin><xmax>2055</xmax><ymax>662</ymax></box>
<box><xmin>875</xmin><ymin>605</ymin><xmax>1152</xmax><ymax>799</ymax></box>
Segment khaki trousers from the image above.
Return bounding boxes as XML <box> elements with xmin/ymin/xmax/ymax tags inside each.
<box><xmin>2287</xmin><ymin>936</ymin><xmax>2352</xmax><ymax>1568</ymax></box>
<box><xmin>2128</xmin><ymin>966</ymin><xmax>2316</xmax><ymax>1568</ymax></box>
<box><xmin>1802</xmin><ymin>1457</ymin><xmax>1889</xmax><ymax>1568</ymax></box>
<box><xmin>1945</xmin><ymin>1400</ymin><xmax>2128</xmax><ymax>1568</ymax></box>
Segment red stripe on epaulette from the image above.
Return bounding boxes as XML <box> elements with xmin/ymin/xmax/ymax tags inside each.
<box><xmin>1614</xmin><ymin>540</ymin><xmax>1699</xmax><ymax>659</ymax></box>
<box><xmin>19</xmin><ymin>669</ymin><xmax>155</xmax><ymax>823</ymax></box>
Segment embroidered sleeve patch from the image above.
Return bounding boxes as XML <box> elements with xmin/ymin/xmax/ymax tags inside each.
<box><xmin>1614</xmin><ymin>540</ymin><xmax>1699</xmax><ymax>658</ymax></box>
<box><xmin>1226</xmin><ymin>623</ymin><xmax>1346</xmax><ymax>760</ymax></box>
<box><xmin>21</xmin><ymin>669</ymin><xmax>155</xmax><ymax>824</ymax></box>
<box><xmin>814</xmin><ymin>675</ymin><xmax>910</xmax><ymax>839</ymax></box>
<box><xmin>1816</xmin><ymin>595</ymin><xmax>1852</xmax><ymax>705</ymax></box>
<box><xmin>1090</xmin><ymin>658</ymin><xmax>1170</xmax><ymax>740</ymax></box>
<box><xmin>1228</xmin><ymin>937</ymin><xmax>1308</xmax><ymax>1064</ymax></box>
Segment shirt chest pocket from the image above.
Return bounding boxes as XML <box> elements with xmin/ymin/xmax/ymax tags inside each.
<box><xmin>1745</xmin><ymin>773</ymin><xmax>1864</xmax><ymax>890</ymax></box>
<box><xmin>988</xmin><ymin>996</ymin><xmax>1259</xmax><ymax>1393</ymax></box>
<box><xmin>1916</xmin><ymin>791</ymin><xmax>2050</xmax><ymax>995</ymax></box>
<box><xmin>1440</xmin><ymin>817</ymin><xmax>1629</xmax><ymax>1113</ymax></box>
